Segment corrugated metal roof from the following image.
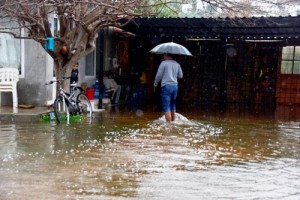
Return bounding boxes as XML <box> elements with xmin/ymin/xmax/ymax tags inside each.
<box><xmin>122</xmin><ymin>16</ymin><xmax>300</xmax><ymax>40</ymax></box>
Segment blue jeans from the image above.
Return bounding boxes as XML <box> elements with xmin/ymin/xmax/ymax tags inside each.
<box><xmin>161</xmin><ymin>84</ymin><xmax>178</xmax><ymax>112</ymax></box>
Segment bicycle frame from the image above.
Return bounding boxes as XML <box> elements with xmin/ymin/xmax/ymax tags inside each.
<box><xmin>56</xmin><ymin>94</ymin><xmax>70</xmax><ymax>124</ymax></box>
<box><xmin>46</xmin><ymin>77</ymin><xmax>91</xmax><ymax>123</ymax></box>
<box><xmin>47</xmin><ymin>77</ymin><xmax>77</xmax><ymax>123</ymax></box>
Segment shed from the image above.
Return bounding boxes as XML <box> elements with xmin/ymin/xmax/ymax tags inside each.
<box><xmin>103</xmin><ymin>16</ymin><xmax>300</xmax><ymax>119</ymax></box>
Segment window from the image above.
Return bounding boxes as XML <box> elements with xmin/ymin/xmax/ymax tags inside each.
<box><xmin>281</xmin><ymin>46</ymin><xmax>300</xmax><ymax>74</ymax></box>
<box><xmin>53</xmin><ymin>18</ymin><xmax>58</xmax><ymax>37</ymax></box>
<box><xmin>0</xmin><ymin>19</ymin><xmax>24</xmax><ymax>77</ymax></box>
<box><xmin>85</xmin><ymin>51</ymin><xmax>95</xmax><ymax>77</ymax></box>
<box><xmin>0</xmin><ymin>33</ymin><xmax>21</xmax><ymax>72</ymax></box>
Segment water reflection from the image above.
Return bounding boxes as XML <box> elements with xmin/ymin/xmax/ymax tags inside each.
<box><xmin>0</xmin><ymin>110</ymin><xmax>299</xmax><ymax>199</ymax></box>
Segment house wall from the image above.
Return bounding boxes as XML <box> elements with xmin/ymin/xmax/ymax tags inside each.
<box><xmin>276</xmin><ymin>74</ymin><xmax>300</xmax><ymax>105</ymax></box>
<box><xmin>276</xmin><ymin>47</ymin><xmax>300</xmax><ymax>106</ymax></box>
<box><xmin>1</xmin><ymin>40</ymin><xmax>54</xmax><ymax>107</ymax></box>
<box><xmin>1</xmin><ymin>25</ymin><xmax>105</xmax><ymax>107</ymax></box>
<box><xmin>77</xmin><ymin>57</ymin><xmax>91</xmax><ymax>88</ymax></box>
<box><xmin>21</xmin><ymin>40</ymin><xmax>54</xmax><ymax>106</ymax></box>
<box><xmin>78</xmin><ymin>28</ymin><xmax>113</xmax><ymax>91</ymax></box>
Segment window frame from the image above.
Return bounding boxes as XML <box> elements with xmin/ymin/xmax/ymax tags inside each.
<box><xmin>85</xmin><ymin>50</ymin><xmax>96</xmax><ymax>78</ymax></box>
<box><xmin>281</xmin><ymin>45</ymin><xmax>300</xmax><ymax>75</ymax></box>
<box><xmin>20</xmin><ymin>37</ymin><xmax>25</xmax><ymax>78</ymax></box>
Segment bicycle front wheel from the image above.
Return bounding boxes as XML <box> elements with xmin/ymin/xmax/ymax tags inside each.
<box><xmin>77</xmin><ymin>94</ymin><xmax>92</xmax><ymax>118</ymax></box>
<box><xmin>54</xmin><ymin>96</ymin><xmax>69</xmax><ymax>123</ymax></box>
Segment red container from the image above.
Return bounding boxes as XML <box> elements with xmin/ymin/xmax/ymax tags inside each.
<box><xmin>85</xmin><ymin>87</ymin><xmax>95</xmax><ymax>100</ymax></box>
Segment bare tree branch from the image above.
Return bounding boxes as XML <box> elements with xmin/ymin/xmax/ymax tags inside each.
<box><xmin>0</xmin><ymin>0</ymin><xmax>157</xmax><ymax>83</ymax></box>
<box><xmin>0</xmin><ymin>0</ymin><xmax>296</xmax><ymax>87</ymax></box>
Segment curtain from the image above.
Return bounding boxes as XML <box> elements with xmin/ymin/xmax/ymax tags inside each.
<box><xmin>0</xmin><ymin>33</ymin><xmax>21</xmax><ymax>69</ymax></box>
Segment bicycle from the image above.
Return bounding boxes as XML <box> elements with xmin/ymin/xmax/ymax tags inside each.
<box><xmin>46</xmin><ymin>77</ymin><xmax>92</xmax><ymax>123</ymax></box>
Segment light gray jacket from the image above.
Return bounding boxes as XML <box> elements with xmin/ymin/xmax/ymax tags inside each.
<box><xmin>154</xmin><ymin>60</ymin><xmax>183</xmax><ymax>87</ymax></box>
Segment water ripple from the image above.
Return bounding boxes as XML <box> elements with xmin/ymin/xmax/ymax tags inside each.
<box><xmin>0</xmin><ymin>112</ymin><xmax>299</xmax><ymax>199</ymax></box>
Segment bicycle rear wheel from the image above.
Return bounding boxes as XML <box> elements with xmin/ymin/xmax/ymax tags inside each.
<box><xmin>54</xmin><ymin>96</ymin><xmax>69</xmax><ymax>123</ymax></box>
<box><xmin>77</xmin><ymin>93</ymin><xmax>92</xmax><ymax>118</ymax></box>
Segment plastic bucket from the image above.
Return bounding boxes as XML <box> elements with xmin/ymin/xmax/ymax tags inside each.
<box><xmin>85</xmin><ymin>87</ymin><xmax>95</xmax><ymax>100</ymax></box>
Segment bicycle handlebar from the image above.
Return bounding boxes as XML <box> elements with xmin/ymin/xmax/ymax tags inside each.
<box><xmin>45</xmin><ymin>77</ymin><xmax>70</xmax><ymax>85</ymax></box>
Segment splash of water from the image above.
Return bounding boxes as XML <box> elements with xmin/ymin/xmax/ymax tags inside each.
<box><xmin>153</xmin><ymin>113</ymin><xmax>198</xmax><ymax>126</ymax></box>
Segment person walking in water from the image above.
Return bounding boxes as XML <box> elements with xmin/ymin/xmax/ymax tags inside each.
<box><xmin>154</xmin><ymin>53</ymin><xmax>183</xmax><ymax>122</ymax></box>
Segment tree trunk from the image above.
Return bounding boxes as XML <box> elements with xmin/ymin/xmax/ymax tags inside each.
<box><xmin>54</xmin><ymin>59</ymin><xmax>67</xmax><ymax>96</ymax></box>
<box><xmin>52</xmin><ymin>32</ymin><xmax>90</xmax><ymax>97</ymax></box>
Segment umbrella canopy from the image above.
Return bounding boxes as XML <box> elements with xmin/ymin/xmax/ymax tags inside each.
<box><xmin>150</xmin><ymin>42</ymin><xmax>193</xmax><ymax>56</ymax></box>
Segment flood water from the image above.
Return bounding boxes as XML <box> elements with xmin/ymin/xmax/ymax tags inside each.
<box><xmin>0</xmin><ymin>108</ymin><xmax>300</xmax><ymax>200</ymax></box>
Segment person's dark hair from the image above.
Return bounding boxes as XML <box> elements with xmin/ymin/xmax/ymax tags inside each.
<box><xmin>164</xmin><ymin>53</ymin><xmax>172</xmax><ymax>58</ymax></box>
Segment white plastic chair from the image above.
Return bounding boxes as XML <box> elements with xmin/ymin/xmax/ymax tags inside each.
<box><xmin>105</xmin><ymin>85</ymin><xmax>121</xmax><ymax>104</ymax></box>
<box><xmin>0</xmin><ymin>68</ymin><xmax>19</xmax><ymax>108</ymax></box>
